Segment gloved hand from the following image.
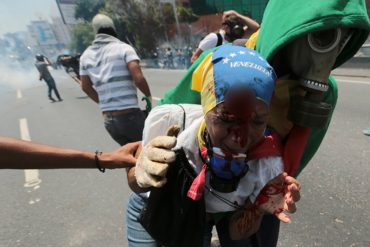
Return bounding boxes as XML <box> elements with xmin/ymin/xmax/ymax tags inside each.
<box><xmin>142</xmin><ymin>96</ymin><xmax>152</xmax><ymax>112</ymax></box>
<box><xmin>135</xmin><ymin>125</ymin><xmax>181</xmax><ymax>188</ymax></box>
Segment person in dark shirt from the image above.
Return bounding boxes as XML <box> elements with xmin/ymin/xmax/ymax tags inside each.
<box><xmin>35</xmin><ymin>54</ymin><xmax>63</xmax><ymax>102</ymax></box>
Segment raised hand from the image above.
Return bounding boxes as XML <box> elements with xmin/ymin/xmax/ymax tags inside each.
<box><xmin>229</xmin><ymin>172</ymin><xmax>301</xmax><ymax>240</ymax></box>
<box><xmin>255</xmin><ymin>172</ymin><xmax>301</xmax><ymax>223</ymax></box>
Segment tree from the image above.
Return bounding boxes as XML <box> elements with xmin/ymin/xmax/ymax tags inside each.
<box><xmin>106</xmin><ymin>0</ymin><xmax>170</xmax><ymax>56</ymax></box>
<box><xmin>75</xmin><ymin>0</ymin><xmax>105</xmax><ymax>22</ymax></box>
<box><xmin>70</xmin><ymin>0</ymin><xmax>105</xmax><ymax>53</ymax></box>
<box><xmin>70</xmin><ymin>23</ymin><xmax>95</xmax><ymax>53</ymax></box>
<box><xmin>177</xmin><ymin>6</ymin><xmax>198</xmax><ymax>23</ymax></box>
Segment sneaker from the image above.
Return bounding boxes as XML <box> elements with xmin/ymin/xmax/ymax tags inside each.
<box><xmin>58</xmin><ymin>98</ymin><xmax>63</xmax><ymax>102</ymax></box>
<box><xmin>363</xmin><ymin>128</ymin><xmax>370</xmax><ymax>136</ymax></box>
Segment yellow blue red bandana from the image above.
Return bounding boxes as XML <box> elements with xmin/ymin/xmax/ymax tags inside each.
<box><xmin>192</xmin><ymin>45</ymin><xmax>276</xmax><ymax>114</ymax></box>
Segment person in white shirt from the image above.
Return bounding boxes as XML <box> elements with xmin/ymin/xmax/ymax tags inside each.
<box><xmin>79</xmin><ymin>14</ymin><xmax>152</xmax><ymax>146</ymax></box>
<box><xmin>190</xmin><ymin>11</ymin><xmax>259</xmax><ymax>63</ymax></box>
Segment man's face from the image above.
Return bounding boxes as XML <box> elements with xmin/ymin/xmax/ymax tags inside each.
<box><xmin>205</xmin><ymin>98</ymin><xmax>269</xmax><ymax>155</ymax></box>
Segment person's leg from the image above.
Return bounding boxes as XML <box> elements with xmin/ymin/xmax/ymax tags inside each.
<box><xmin>126</xmin><ymin>193</ymin><xmax>159</xmax><ymax>247</ymax></box>
<box><xmin>253</xmin><ymin>214</ymin><xmax>280</xmax><ymax>247</ymax></box>
<box><xmin>45</xmin><ymin>80</ymin><xmax>56</xmax><ymax>102</ymax></box>
<box><xmin>49</xmin><ymin>78</ymin><xmax>62</xmax><ymax>101</ymax></box>
<box><xmin>215</xmin><ymin>216</ymin><xmax>253</xmax><ymax>247</ymax></box>
<box><xmin>104</xmin><ymin>110</ymin><xmax>145</xmax><ymax>146</ymax></box>
<box><xmin>202</xmin><ymin>214</ymin><xmax>215</xmax><ymax>247</ymax></box>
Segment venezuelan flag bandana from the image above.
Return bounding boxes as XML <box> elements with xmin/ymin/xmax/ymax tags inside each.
<box><xmin>188</xmin><ymin>45</ymin><xmax>277</xmax><ymax>200</ymax></box>
<box><xmin>192</xmin><ymin>45</ymin><xmax>276</xmax><ymax>115</ymax></box>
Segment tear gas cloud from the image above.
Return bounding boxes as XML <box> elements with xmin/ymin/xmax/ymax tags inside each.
<box><xmin>0</xmin><ymin>60</ymin><xmax>39</xmax><ymax>94</ymax></box>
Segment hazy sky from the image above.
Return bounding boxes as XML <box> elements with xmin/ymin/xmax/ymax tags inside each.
<box><xmin>0</xmin><ymin>0</ymin><xmax>61</xmax><ymax>36</ymax></box>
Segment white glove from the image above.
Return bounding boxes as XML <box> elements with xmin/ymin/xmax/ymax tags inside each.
<box><xmin>135</xmin><ymin>125</ymin><xmax>180</xmax><ymax>188</ymax></box>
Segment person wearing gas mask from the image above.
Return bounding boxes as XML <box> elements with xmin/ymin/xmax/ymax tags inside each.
<box><xmin>149</xmin><ymin>0</ymin><xmax>370</xmax><ymax>246</ymax></box>
<box><xmin>130</xmin><ymin>45</ymin><xmax>301</xmax><ymax>247</ymax></box>
<box><xmin>190</xmin><ymin>12</ymin><xmax>259</xmax><ymax>64</ymax></box>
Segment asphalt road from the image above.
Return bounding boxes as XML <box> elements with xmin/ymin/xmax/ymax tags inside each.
<box><xmin>0</xmin><ymin>67</ymin><xmax>369</xmax><ymax>247</ymax></box>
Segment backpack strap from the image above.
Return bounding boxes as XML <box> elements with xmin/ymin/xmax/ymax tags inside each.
<box><xmin>177</xmin><ymin>104</ymin><xmax>186</xmax><ymax>131</ymax></box>
<box><xmin>215</xmin><ymin>32</ymin><xmax>223</xmax><ymax>46</ymax></box>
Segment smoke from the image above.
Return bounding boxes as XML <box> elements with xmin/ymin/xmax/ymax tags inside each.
<box><xmin>0</xmin><ymin>59</ymin><xmax>39</xmax><ymax>94</ymax></box>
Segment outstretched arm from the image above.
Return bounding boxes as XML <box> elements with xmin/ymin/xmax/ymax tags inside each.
<box><xmin>191</xmin><ymin>48</ymin><xmax>203</xmax><ymax>64</ymax></box>
<box><xmin>0</xmin><ymin>136</ymin><xmax>140</xmax><ymax>170</ymax></box>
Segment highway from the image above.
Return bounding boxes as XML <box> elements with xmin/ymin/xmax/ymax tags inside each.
<box><xmin>0</xmin><ymin>67</ymin><xmax>369</xmax><ymax>247</ymax></box>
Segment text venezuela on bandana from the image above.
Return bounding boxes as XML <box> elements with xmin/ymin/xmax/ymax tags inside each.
<box><xmin>211</xmin><ymin>45</ymin><xmax>276</xmax><ymax>105</ymax></box>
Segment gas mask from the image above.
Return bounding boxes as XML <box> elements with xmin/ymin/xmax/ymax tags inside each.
<box><xmin>207</xmin><ymin>147</ymin><xmax>249</xmax><ymax>193</ymax></box>
<box><xmin>284</xmin><ymin>28</ymin><xmax>353</xmax><ymax>128</ymax></box>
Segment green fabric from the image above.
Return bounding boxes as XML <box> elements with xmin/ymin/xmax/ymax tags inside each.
<box><xmin>257</xmin><ymin>0</ymin><xmax>370</xmax><ymax>68</ymax></box>
<box><xmin>160</xmin><ymin>0</ymin><xmax>370</xmax><ymax>176</ymax></box>
<box><xmin>256</xmin><ymin>0</ymin><xmax>369</xmax><ymax>176</ymax></box>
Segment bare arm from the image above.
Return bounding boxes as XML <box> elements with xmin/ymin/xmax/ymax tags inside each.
<box><xmin>190</xmin><ymin>48</ymin><xmax>203</xmax><ymax>64</ymax></box>
<box><xmin>80</xmin><ymin>75</ymin><xmax>99</xmax><ymax>103</ymax></box>
<box><xmin>127</xmin><ymin>60</ymin><xmax>151</xmax><ymax>97</ymax></box>
<box><xmin>0</xmin><ymin>137</ymin><xmax>140</xmax><ymax>169</ymax></box>
<box><xmin>223</xmin><ymin>10</ymin><xmax>260</xmax><ymax>37</ymax></box>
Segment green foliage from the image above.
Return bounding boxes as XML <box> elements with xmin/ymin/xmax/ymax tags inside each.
<box><xmin>70</xmin><ymin>22</ymin><xmax>95</xmax><ymax>53</ymax></box>
<box><xmin>162</xmin><ymin>3</ymin><xmax>175</xmax><ymax>24</ymax></box>
<box><xmin>177</xmin><ymin>6</ymin><xmax>198</xmax><ymax>23</ymax></box>
<box><xmin>75</xmin><ymin>0</ymin><xmax>105</xmax><ymax>21</ymax></box>
<box><xmin>106</xmin><ymin>0</ymin><xmax>169</xmax><ymax>56</ymax></box>
<box><xmin>70</xmin><ymin>0</ymin><xmax>198</xmax><ymax>56</ymax></box>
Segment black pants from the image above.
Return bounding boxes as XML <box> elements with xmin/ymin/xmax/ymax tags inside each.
<box><xmin>203</xmin><ymin>214</ymin><xmax>280</xmax><ymax>247</ymax></box>
<box><xmin>45</xmin><ymin>78</ymin><xmax>61</xmax><ymax>100</ymax></box>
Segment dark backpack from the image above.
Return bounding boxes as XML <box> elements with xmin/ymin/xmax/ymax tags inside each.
<box><xmin>138</xmin><ymin>148</ymin><xmax>205</xmax><ymax>247</ymax></box>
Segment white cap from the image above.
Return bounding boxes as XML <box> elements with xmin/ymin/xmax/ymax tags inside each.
<box><xmin>92</xmin><ymin>14</ymin><xmax>116</xmax><ymax>33</ymax></box>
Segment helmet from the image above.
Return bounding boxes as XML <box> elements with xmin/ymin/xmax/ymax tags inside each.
<box><xmin>92</xmin><ymin>14</ymin><xmax>116</xmax><ymax>33</ymax></box>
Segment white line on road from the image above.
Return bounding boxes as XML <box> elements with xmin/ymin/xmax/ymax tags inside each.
<box><xmin>19</xmin><ymin>118</ymin><xmax>42</xmax><ymax>195</ymax></box>
<box><xmin>17</xmin><ymin>90</ymin><xmax>22</xmax><ymax>99</ymax></box>
<box><xmin>337</xmin><ymin>79</ymin><xmax>370</xmax><ymax>85</ymax></box>
<box><xmin>152</xmin><ymin>96</ymin><xmax>161</xmax><ymax>101</ymax></box>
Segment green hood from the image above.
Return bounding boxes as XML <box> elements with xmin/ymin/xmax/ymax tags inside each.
<box><xmin>257</xmin><ymin>0</ymin><xmax>370</xmax><ymax>67</ymax></box>
<box><xmin>159</xmin><ymin>0</ymin><xmax>370</xmax><ymax>176</ymax></box>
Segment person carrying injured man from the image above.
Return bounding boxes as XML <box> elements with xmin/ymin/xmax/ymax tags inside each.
<box><xmin>132</xmin><ymin>45</ymin><xmax>301</xmax><ymax>246</ymax></box>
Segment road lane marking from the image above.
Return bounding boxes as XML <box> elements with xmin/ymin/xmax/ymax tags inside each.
<box><xmin>19</xmin><ymin>118</ymin><xmax>42</xmax><ymax>194</ymax></box>
<box><xmin>152</xmin><ymin>96</ymin><xmax>161</xmax><ymax>101</ymax></box>
<box><xmin>336</xmin><ymin>79</ymin><xmax>370</xmax><ymax>85</ymax></box>
<box><xmin>17</xmin><ymin>90</ymin><xmax>22</xmax><ymax>99</ymax></box>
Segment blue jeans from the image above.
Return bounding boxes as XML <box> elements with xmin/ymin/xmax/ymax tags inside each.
<box><xmin>104</xmin><ymin>109</ymin><xmax>145</xmax><ymax>146</ymax></box>
<box><xmin>126</xmin><ymin>193</ymin><xmax>159</xmax><ymax>247</ymax></box>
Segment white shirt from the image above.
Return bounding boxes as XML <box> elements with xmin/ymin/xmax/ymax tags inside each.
<box><xmin>198</xmin><ymin>30</ymin><xmax>227</xmax><ymax>52</ymax></box>
<box><xmin>80</xmin><ymin>34</ymin><xmax>140</xmax><ymax>112</ymax></box>
<box><xmin>143</xmin><ymin>104</ymin><xmax>284</xmax><ymax>213</ymax></box>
